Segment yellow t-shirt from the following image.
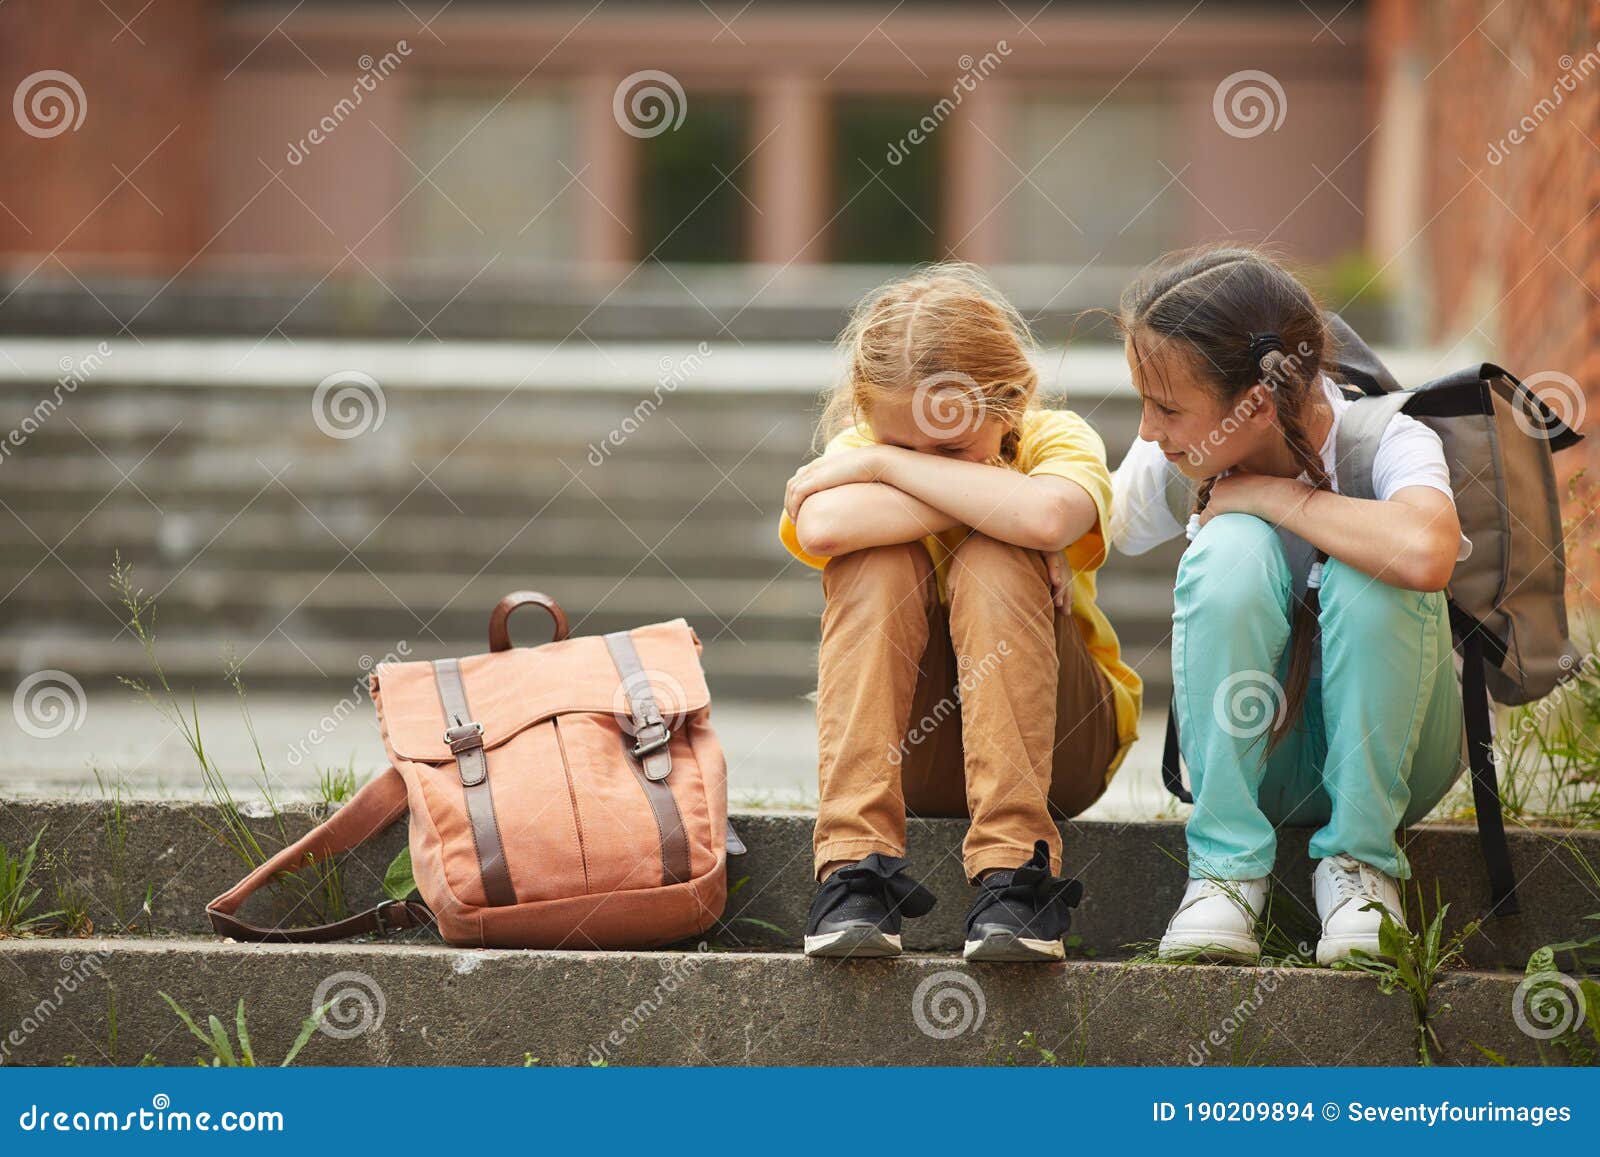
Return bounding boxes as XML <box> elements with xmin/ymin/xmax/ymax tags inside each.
<box><xmin>778</xmin><ymin>407</ymin><xmax>1143</xmax><ymax>777</ymax></box>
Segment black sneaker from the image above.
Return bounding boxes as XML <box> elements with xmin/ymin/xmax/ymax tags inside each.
<box><xmin>962</xmin><ymin>840</ymin><xmax>1084</xmax><ymax>962</ymax></box>
<box><xmin>803</xmin><ymin>853</ymin><xmax>937</xmax><ymax>958</ymax></box>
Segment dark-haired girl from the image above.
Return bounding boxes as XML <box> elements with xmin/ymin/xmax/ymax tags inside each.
<box><xmin>1109</xmin><ymin>247</ymin><xmax>1469</xmax><ymax>964</ymax></box>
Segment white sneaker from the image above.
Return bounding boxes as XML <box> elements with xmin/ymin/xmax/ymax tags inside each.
<box><xmin>1157</xmin><ymin>876</ymin><xmax>1268</xmax><ymax>963</ymax></box>
<box><xmin>1313</xmin><ymin>854</ymin><xmax>1405</xmax><ymax>964</ymax></box>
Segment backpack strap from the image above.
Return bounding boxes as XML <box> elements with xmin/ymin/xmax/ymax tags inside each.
<box><xmin>1332</xmin><ymin>392</ymin><xmax>1411</xmax><ymax>502</ymax></box>
<box><xmin>206</xmin><ymin>766</ymin><xmax>432</xmax><ymax>942</ymax></box>
<box><xmin>1459</xmin><ymin>627</ymin><xmax>1520</xmax><ymax>915</ymax></box>
<box><xmin>1160</xmin><ymin>702</ymin><xmax>1192</xmax><ymax>804</ymax></box>
<box><xmin>1162</xmin><ymin>459</ymin><xmax>1196</xmax><ymax>528</ymax></box>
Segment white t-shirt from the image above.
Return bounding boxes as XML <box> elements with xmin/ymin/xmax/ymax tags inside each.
<box><xmin>1110</xmin><ymin>374</ymin><xmax>1467</xmax><ymax>559</ymax></box>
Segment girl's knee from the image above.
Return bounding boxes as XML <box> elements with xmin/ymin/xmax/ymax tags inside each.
<box><xmin>948</xmin><ymin>533</ymin><xmax>1046</xmax><ymax>598</ymax></box>
<box><xmin>822</xmin><ymin>540</ymin><xmax>932</xmax><ymax>606</ymax></box>
<box><xmin>1176</xmin><ymin>514</ymin><xmax>1289</xmax><ymax>616</ymax></box>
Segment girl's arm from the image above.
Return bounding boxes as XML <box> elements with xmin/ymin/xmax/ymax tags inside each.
<box><xmin>787</xmin><ymin>445</ymin><xmax>1097</xmax><ymax>556</ymax></box>
<box><xmin>790</xmin><ymin>482</ymin><xmax>962</xmax><ymax>557</ymax></box>
<box><xmin>1203</xmin><ymin>473</ymin><xmax>1461</xmax><ymax>592</ymax></box>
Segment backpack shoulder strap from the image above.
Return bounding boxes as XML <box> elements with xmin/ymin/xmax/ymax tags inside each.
<box><xmin>1162</xmin><ymin>459</ymin><xmax>1196</xmax><ymax>527</ymax></box>
<box><xmin>1333</xmin><ymin>393</ymin><xmax>1411</xmax><ymax>502</ymax></box>
<box><xmin>206</xmin><ymin>765</ymin><xmax>431</xmax><ymax>942</ymax></box>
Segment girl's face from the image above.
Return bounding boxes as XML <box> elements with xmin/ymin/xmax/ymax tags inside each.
<box><xmin>868</xmin><ymin>388</ymin><xmax>1010</xmax><ymax>463</ymax></box>
<box><xmin>1125</xmin><ymin>334</ymin><xmax>1272</xmax><ymax>479</ymax></box>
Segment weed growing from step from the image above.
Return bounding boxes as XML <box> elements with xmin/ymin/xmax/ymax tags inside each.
<box><xmin>46</xmin><ymin>851</ymin><xmax>93</xmax><ymax>936</ymax></box>
<box><xmin>159</xmin><ymin>991</ymin><xmax>332</xmax><ymax>1067</ymax></box>
<box><xmin>1333</xmin><ymin>881</ymin><xmax>1480</xmax><ymax>1065</ymax></box>
<box><xmin>0</xmin><ymin>827</ymin><xmax>65</xmax><ymax>936</ymax></box>
<box><xmin>113</xmin><ymin>557</ymin><xmax>349</xmax><ymax>926</ymax></box>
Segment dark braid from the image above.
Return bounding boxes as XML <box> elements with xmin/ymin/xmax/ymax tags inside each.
<box><xmin>1118</xmin><ymin>246</ymin><xmax>1332</xmax><ymax>752</ymax></box>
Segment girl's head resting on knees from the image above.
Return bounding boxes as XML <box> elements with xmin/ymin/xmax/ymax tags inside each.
<box><xmin>821</xmin><ymin>262</ymin><xmax>1038</xmax><ymax>465</ymax></box>
<box><xmin>1118</xmin><ymin>246</ymin><xmax>1330</xmax><ymax>488</ymax></box>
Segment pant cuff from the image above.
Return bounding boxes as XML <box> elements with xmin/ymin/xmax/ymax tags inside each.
<box><xmin>965</xmin><ymin>844</ymin><xmax>1060</xmax><ymax>885</ymax></box>
<box><xmin>813</xmin><ymin>838</ymin><xmax>906</xmax><ymax>881</ymax></box>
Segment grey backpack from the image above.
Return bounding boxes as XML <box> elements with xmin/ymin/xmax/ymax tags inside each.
<box><xmin>1160</xmin><ymin>314</ymin><xmax>1583</xmax><ymax>914</ymax></box>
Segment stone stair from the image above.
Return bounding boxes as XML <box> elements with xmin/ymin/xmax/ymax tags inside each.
<box><xmin>0</xmin><ymin>341</ymin><xmax>1183</xmax><ymax>707</ymax></box>
<box><xmin>0</xmin><ymin>797</ymin><xmax>1595</xmax><ymax>1067</ymax></box>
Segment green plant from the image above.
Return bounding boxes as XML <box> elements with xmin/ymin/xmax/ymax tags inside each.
<box><xmin>114</xmin><ymin>557</ymin><xmax>347</xmax><ymax>925</ymax></box>
<box><xmin>0</xmin><ymin>828</ymin><xmax>65</xmax><ymax>936</ymax></box>
<box><xmin>1334</xmin><ymin>883</ymin><xmax>1480</xmax><ymax>1065</ymax></box>
<box><xmin>317</xmin><ymin>762</ymin><xmax>361</xmax><ymax>807</ymax></box>
<box><xmin>48</xmin><ymin>853</ymin><xmax>93</xmax><ymax>937</ymax></box>
<box><xmin>92</xmin><ymin>768</ymin><xmax>138</xmax><ymax>930</ymax></box>
<box><xmin>383</xmin><ymin>846</ymin><xmax>417</xmax><ymax>902</ymax></box>
<box><xmin>158</xmin><ymin>992</ymin><xmax>331</xmax><ymax>1067</ymax></box>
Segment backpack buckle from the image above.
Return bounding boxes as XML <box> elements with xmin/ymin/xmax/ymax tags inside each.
<box><xmin>632</xmin><ymin>727</ymin><xmax>671</xmax><ymax>759</ymax></box>
<box><xmin>372</xmin><ymin>899</ymin><xmax>408</xmax><ymax>937</ymax></box>
<box><xmin>444</xmin><ymin>720</ymin><xmax>484</xmax><ymax>754</ymax></box>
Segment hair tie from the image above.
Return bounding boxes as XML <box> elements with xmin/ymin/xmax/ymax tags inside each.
<box><xmin>1247</xmin><ymin>331</ymin><xmax>1285</xmax><ymax>366</ymax></box>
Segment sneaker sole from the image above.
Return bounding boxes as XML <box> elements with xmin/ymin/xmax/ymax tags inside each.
<box><xmin>803</xmin><ymin>926</ymin><xmax>902</xmax><ymax>958</ymax></box>
<box><xmin>1316</xmin><ymin>934</ymin><xmax>1386</xmax><ymax>965</ymax></box>
<box><xmin>1157</xmin><ymin>931</ymin><xmax>1260</xmax><ymax>964</ymax></box>
<box><xmin>962</xmin><ymin>928</ymin><xmax>1065</xmax><ymax>962</ymax></box>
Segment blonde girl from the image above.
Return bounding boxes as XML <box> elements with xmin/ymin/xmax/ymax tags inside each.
<box><xmin>1109</xmin><ymin>247</ymin><xmax>1468</xmax><ymax>964</ymax></box>
<box><xmin>778</xmin><ymin>263</ymin><xmax>1142</xmax><ymax>961</ymax></box>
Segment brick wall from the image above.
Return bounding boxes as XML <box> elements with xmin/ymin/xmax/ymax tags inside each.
<box><xmin>1399</xmin><ymin>0</ymin><xmax>1600</xmax><ymax>601</ymax></box>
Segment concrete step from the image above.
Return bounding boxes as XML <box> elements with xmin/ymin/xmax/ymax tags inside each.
<box><xmin>2</xmin><ymin>799</ymin><xmax>1591</xmax><ymax>973</ymax></box>
<box><xmin>0</xmin><ymin>938</ymin><xmax>1550</xmax><ymax>1067</ymax></box>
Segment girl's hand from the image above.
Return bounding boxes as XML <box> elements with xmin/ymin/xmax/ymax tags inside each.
<box><xmin>1196</xmin><ymin>471</ymin><xmax>1311</xmax><ymax>528</ymax></box>
<box><xmin>784</xmin><ymin>447</ymin><xmax>886</xmax><ymax>520</ymax></box>
<box><xmin>1044</xmin><ymin>550</ymin><xmax>1072</xmax><ymax>612</ymax></box>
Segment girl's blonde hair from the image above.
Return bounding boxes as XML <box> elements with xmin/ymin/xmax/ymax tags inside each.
<box><xmin>818</xmin><ymin>262</ymin><xmax>1039</xmax><ymax>463</ymax></box>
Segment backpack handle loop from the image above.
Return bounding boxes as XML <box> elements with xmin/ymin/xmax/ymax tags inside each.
<box><xmin>488</xmin><ymin>591</ymin><xmax>570</xmax><ymax>652</ymax></box>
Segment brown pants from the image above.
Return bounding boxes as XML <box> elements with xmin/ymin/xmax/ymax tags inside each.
<box><xmin>814</xmin><ymin>533</ymin><xmax>1121</xmax><ymax>884</ymax></box>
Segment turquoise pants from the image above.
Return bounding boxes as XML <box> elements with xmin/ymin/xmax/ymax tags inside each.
<box><xmin>1172</xmin><ymin>513</ymin><xmax>1465</xmax><ymax>881</ymax></box>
